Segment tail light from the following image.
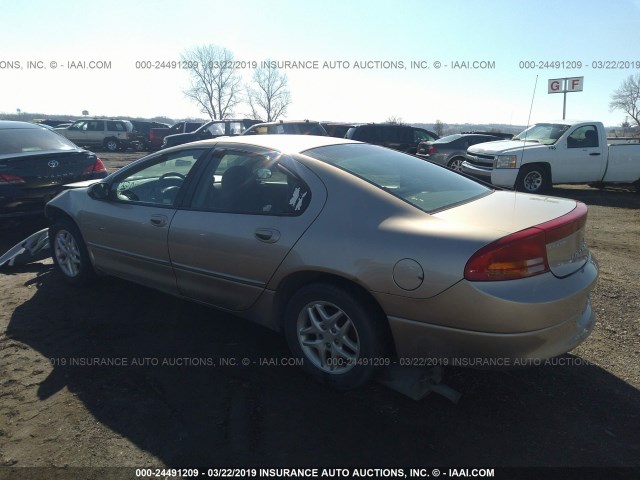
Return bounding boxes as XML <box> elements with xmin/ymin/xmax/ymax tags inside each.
<box><xmin>82</xmin><ymin>158</ymin><xmax>107</xmax><ymax>175</ymax></box>
<box><xmin>0</xmin><ymin>174</ymin><xmax>26</xmax><ymax>185</ymax></box>
<box><xmin>426</xmin><ymin>145</ymin><xmax>438</xmax><ymax>154</ymax></box>
<box><xmin>150</xmin><ymin>130</ymin><xmax>155</xmax><ymax>140</ymax></box>
<box><xmin>464</xmin><ymin>202</ymin><xmax>588</xmax><ymax>281</ymax></box>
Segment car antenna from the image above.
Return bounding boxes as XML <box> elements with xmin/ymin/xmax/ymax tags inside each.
<box><xmin>521</xmin><ymin>75</ymin><xmax>538</xmax><ymax>160</ymax></box>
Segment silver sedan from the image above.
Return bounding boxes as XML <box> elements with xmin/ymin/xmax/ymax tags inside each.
<box><xmin>46</xmin><ymin>135</ymin><xmax>598</xmax><ymax>390</ymax></box>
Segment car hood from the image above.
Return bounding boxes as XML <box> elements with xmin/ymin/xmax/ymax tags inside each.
<box><xmin>433</xmin><ymin>190</ymin><xmax>577</xmax><ymax>235</ymax></box>
<box><xmin>467</xmin><ymin>140</ymin><xmax>543</xmax><ymax>155</ymax></box>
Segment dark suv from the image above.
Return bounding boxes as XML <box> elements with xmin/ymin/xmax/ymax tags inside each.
<box><xmin>345</xmin><ymin>123</ymin><xmax>438</xmax><ymax>154</ymax></box>
<box><xmin>162</xmin><ymin>119</ymin><xmax>261</xmax><ymax>148</ymax></box>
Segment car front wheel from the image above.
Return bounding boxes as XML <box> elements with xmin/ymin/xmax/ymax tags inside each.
<box><xmin>284</xmin><ymin>283</ymin><xmax>387</xmax><ymax>390</ymax></box>
<box><xmin>50</xmin><ymin>218</ymin><xmax>95</xmax><ymax>285</ymax></box>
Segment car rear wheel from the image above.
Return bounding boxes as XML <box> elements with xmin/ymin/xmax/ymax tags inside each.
<box><xmin>516</xmin><ymin>164</ymin><xmax>550</xmax><ymax>193</ymax></box>
<box><xmin>284</xmin><ymin>283</ymin><xmax>387</xmax><ymax>390</ymax></box>
<box><xmin>448</xmin><ymin>157</ymin><xmax>465</xmax><ymax>172</ymax></box>
<box><xmin>50</xmin><ymin>218</ymin><xmax>95</xmax><ymax>285</ymax></box>
<box><xmin>104</xmin><ymin>138</ymin><xmax>119</xmax><ymax>152</ymax></box>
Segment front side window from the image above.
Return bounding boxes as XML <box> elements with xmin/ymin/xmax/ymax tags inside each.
<box><xmin>190</xmin><ymin>150</ymin><xmax>311</xmax><ymax>215</ymax></box>
<box><xmin>304</xmin><ymin>143</ymin><xmax>490</xmax><ymax>213</ymax></box>
<box><xmin>567</xmin><ymin>125</ymin><xmax>599</xmax><ymax>148</ymax></box>
<box><xmin>112</xmin><ymin>149</ymin><xmax>204</xmax><ymax>206</ymax></box>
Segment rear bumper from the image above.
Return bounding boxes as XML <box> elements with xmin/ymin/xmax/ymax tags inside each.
<box><xmin>388</xmin><ymin>297</ymin><xmax>595</xmax><ymax>365</ymax></box>
<box><xmin>382</xmin><ymin>256</ymin><xmax>599</xmax><ymax>363</ymax></box>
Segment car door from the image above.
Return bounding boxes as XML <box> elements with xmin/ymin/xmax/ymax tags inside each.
<box><xmin>80</xmin><ymin>148</ymin><xmax>207</xmax><ymax>294</ymax></box>
<box><xmin>84</xmin><ymin>120</ymin><xmax>104</xmax><ymax>147</ymax></box>
<box><xmin>64</xmin><ymin>120</ymin><xmax>88</xmax><ymax>146</ymax></box>
<box><xmin>168</xmin><ymin>146</ymin><xmax>326</xmax><ymax>311</ymax></box>
<box><xmin>554</xmin><ymin>124</ymin><xmax>605</xmax><ymax>182</ymax></box>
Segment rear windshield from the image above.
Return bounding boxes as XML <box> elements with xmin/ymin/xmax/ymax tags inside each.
<box><xmin>304</xmin><ymin>143</ymin><xmax>490</xmax><ymax>212</ymax></box>
<box><xmin>0</xmin><ymin>127</ymin><xmax>79</xmax><ymax>155</ymax></box>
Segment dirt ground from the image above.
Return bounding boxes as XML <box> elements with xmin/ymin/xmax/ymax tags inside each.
<box><xmin>0</xmin><ymin>152</ymin><xmax>639</xmax><ymax>476</ymax></box>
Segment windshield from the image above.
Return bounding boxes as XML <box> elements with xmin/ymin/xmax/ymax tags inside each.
<box><xmin>304</xmin><ymin>143</ymin><xmax>490</xmax><ymax>213</ymax></box>
<box><xmin>513</xmin><ymin>123</ymin><xmax>570</xmax><ymax>145</ymax></box>
<box><xmin>434</xmin><ymin>134</ymin><xmax>462</xmax><ymax>144</ymax></box>
<box><xmin>0</xmin><ymin>127</ymin><xmax>79</xmax><ymax>155</ymax></box>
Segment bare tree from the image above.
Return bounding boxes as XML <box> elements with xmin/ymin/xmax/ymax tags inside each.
<box><xmin>246</xmin><ymin>62</ymin><xmax>291</xmax><ymax>122</ymax></box>
<box><xmin>385</xmin><ymin>116</ymin><xmax>404</xmax><ymax>124</ymax></box>
<box><xmin>434</xmin><ymin>119</ymin><xmax>446</xmax><ymax>136</ymax></box>
<box><xmin>182</xmin><ymin>45</ymin><xmax>242</xmax><ymax>120</ymax></box>
<box><xmin>609</xmin><ymin>74</ymin><xmax>640</xmax><ymax>127</ymax></box>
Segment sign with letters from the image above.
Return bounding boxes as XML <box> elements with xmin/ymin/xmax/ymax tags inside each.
<box><xmin>548</xmin><ymin>77</ymin><xmax>584</xmax><ymax>93</ymax></box>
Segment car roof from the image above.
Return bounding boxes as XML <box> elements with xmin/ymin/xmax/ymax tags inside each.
<box><xmin>166</xmin><ymin>134</ymin><xmax>360</xmax><ymax>154</ymax></box>
<box><xmin>0</xmin><ymin>121</ymin><xmax>44</xmax><ymax>130</ymax></box>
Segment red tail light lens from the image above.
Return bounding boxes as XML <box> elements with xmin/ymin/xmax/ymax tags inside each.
<box><xmin>427</xmin><ymin>145</ymin><xmax>438</xmax><ymax>154</ymax></box>
<box><xmin>82</xmin><ymin>158</ymin><xmax>107</xmax><ymax>175</ymax></box>
<box><xmin>149</xmin><ymin>131</ymin><xmax>155</xmax><ymax>140</ymax></box>
<box><xmin>0</xmin><ymin>174</ymin><xmax>26</xmax><ymax>185</ymax></box>
<box><xmin>464</xmin><ymin>202</ymin><xmax>588</xmax><ymax>281</ymax></box>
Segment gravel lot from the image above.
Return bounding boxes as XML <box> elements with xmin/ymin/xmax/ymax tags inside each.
<box><xmin>0</xmin><ymin>152</ymin><xmax>638</xmax><ymax>476</ymax></box>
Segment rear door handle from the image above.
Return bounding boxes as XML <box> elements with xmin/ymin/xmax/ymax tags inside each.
<box><xmin>255</xmin><ymin>228</ymin><xmax>280</xmax><ymax>243</ymax></box>
<box><xmin>589</xmin><ymin>152</ymin><xmax>601</xmax><ymax>156</ymax></box>
<box><xmin>150</xmin><ymin>214</ymin><xmax>168</xmax><ymax>227</ymax></box>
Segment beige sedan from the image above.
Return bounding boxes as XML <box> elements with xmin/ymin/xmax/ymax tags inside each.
<box><xmin>46</xmin><ymin>135</ymin><xmax>598</xmax><ymax>390</ymax></box>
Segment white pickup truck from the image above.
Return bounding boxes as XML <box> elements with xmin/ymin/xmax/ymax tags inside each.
<box><xmin>461</xmin><ymin>121</ymin><xmax>640</xmax><ymax>193</ymax></box>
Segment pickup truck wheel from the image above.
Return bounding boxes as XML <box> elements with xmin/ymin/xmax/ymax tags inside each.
<box><xmin>104</xmin><ymin>138</ymin><xmax>119</xmax><ymax>152</ymax></box>
<box><xmin>516</xmin><ymin>165</ymin><xmax>550</xmax><ymax>193</ymax></box>
<box><xmin>448</xmin><ymin>157</ymin><xmax>465</xmax><ymax>172</ymax></box>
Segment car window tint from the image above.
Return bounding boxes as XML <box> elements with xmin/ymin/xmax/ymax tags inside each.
<box><xmin>207</xmin><ymin>123</ymin><xmax>225</xmax><ymax>135</ymax></box>
<box><xmin>567</xmin><ymin>125</ymin><xmax>599</xmax><ymax>148</ymax></box>
<box><xmin>190</xmin><ymin>150</ymin><xmax>310</xmax><ymax>215</ymax></box>
<box><xmin>112</xmin><ymin>149</ymin><xmax>205</xmax><ymax>206</ymax></box>
<box><xmin>228</xmin><ymin>122</ymin><xmax>244</xmax><ymax>135</ymax></box>
<box><xmin>304</xmin><ymin>143</ymin><xmax>490</xmax><ymax>213</ymax></box>
<box><xmin>86</xmin><ymin>121</ymin><xmax>102</xmax><ymax>132</ymax></box>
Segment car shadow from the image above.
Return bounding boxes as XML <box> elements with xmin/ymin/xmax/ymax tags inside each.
<box><xmin>549</xmin><ymin>185</ymin><xmax>640</xmax><ymax>209</ymax></box>
<box><xmin>5</xmin><ymin>269</ymin><xmax>640</xmax><ymax>467</ymax></box>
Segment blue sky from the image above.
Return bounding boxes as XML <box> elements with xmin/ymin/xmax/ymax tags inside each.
<box><xmin>1</xmin><ymin>0</ymin><xmax>639</xmax><ymax>126</ymax></box>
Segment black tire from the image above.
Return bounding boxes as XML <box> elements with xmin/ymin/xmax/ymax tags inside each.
<box><xmin>515</xmin><ymin>164</ymin><xmax>550</xmax><ymax>193</ymax></box>
<box><xmin>284</xmin><ymin>283</ymin><xmax>388</xmax><ymax>390</ymax></box>
<box><xmin>447</xmin><ymin>157</ymin><xmax>466</xmax><ymax>172</ymax></box>
<box><xmin>49</xmin><ymin>218</ymin><xmax>95</xmax><ymax>286</ymax></box>
<box><xmin>104</xmin><ymin>138</ymin><xmax>119</xmax><ymax>152</ymax></box>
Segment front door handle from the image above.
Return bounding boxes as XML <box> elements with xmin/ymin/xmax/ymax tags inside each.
<box><xmin>255</xmin><ymin>228</ymin><xmax>280</xmax><ymax>243</ymax></box>
<box><xmin>589</xmin><ymin>152</ymin><xmax>601</xmax><ymax>156</ymax></box>
<box><xmin>150</xmin><ymin>214</ymin><xmax>168</xmax><ymax>227</ymax></box>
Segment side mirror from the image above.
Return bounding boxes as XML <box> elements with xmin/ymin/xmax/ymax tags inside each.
<box><xmin>88</xmin><ymin>182</ymin><xmax>110</xmax><ymax>200</ymax></box>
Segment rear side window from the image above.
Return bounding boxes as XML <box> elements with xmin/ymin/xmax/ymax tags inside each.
<box><xmin>190</xmin><ymin>150</ymin><xmax>311</xmax><ymax>215</ymax></box>
<box><xmin>304</xmin><ymin>143</ymin><xmax>490</xmax><ymax>213</ymax></box>
<box><xmin>107</xmin><ymin>121</ymin><xmax>126</xmax><ymax>132</ymax></box>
